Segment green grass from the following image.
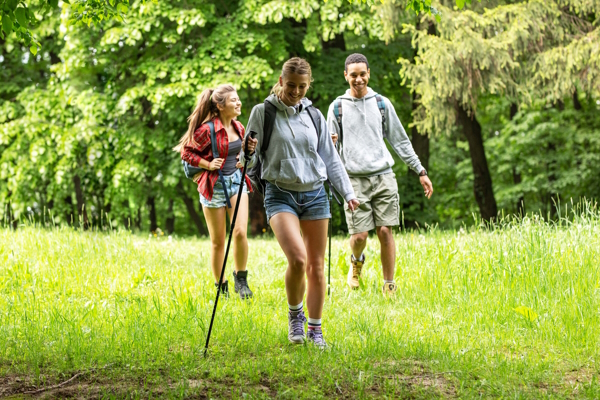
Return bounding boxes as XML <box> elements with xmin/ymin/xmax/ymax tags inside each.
<box><xmin>1</xmin><ymin>204</ymin><xmax>600</xmax><ymax>398</ymax></box>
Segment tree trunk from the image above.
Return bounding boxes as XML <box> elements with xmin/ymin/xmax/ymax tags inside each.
<box><xmin>121</xmin><ymin>200</ymin><xmax>131</xmax><ymax>229</ymax></box>
<box><xmin>177</xmin><ymin>182</ymin><xmax>208</xmax><ymax>236</ymax></box>
<box><xmin>249</xmin><ymin>193</ymin><xmax>268</xmax><ymax>236</ymax></box>
<box><xmin>65</xmin><ymin>195</ymin><xmax>74</xmax><ymax>226</ymax></box>
<box><xmin>135</xmin><ymin>208</ymin><xmax>142</xmax><ymax>231</ymax></box>
<box><xmin>72</xmin><ymin>174</ymin><xmax>89</xmax><ymax>229</ymax></box>
<box><xmin>165</xmin><ymin>199</ymin><xmax>175</xmax><ymax>234</ymax></box>
<box><xmin>510</xmin><ymin>103</ymin><xmax>525</xmax><ymax>216</ymax></box>
<box><xmin>573</xmin><ymin>90</ymin><xmax>582</xmax><ymax>111</ymax></box>
<box><xmin>147</xmin><ymin>196</ymin><xmax>157</xmax><ymax>232</ymax></box>
<box><xmin>403</xmin><ymin>93</ymin><xmax>431</xmax><ymax>229</ymax></box>
<box><xmin>456</xmin><ymin>105</ymin><xmax>497</xmax><ymax>222</ymax></box>
<box><xmin>547</xmin><ymin>142</ymin><xmax>559</xmax><ymax>218</ymax></box>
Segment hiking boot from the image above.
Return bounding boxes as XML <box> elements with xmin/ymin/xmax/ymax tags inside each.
<box><xmin>382</xmin><ymin>282</ymin><xmax>397</xmax><ymax>296</ymax></box>
<box><xmin>347</xmin><ymin>254</ymin><xmax>365</xmax><ymax>289</ymax></box>
<box><xmin>214</xmin><ymin>280</ymin><xmax>229</xmax><ymax>298</ymax></box>
<box><xmin>233</xmin><ymin>270</ymin><xmax>253</xmax><ymax>300</ymax></box>
<box><xmin>307</xmin><ymin>329</ymin><xmax>328</xmax><ymax>349</ymax></box>
<box><xmin>288</xmin><ymin>310</ymin><xmax>307</xmax><ymax>344</ymax></box>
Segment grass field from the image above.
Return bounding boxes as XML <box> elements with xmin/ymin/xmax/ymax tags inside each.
<box><xmin>1</xmin><ymin>204</ymin><xmax>600</xmax><ymax>399</ymax></box>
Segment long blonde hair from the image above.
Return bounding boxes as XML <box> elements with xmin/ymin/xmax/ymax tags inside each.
<box><xmin>173</xmin><ymin>84</ymin><xmax>236</xmax><ymax>152</ymax></box>
<box><xmin>271</xmin><ymin>57</ymin><xmax>313</xmax><ymax>96</ymax></box>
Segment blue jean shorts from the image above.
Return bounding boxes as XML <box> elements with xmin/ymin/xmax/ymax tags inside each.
<box><xmin>200</xmin><ymin>169</ymin><xmax>249</xmax><ymax>208</ymax></box>
<box><xmin>264</xmin><ymin>182</ymin><xmax>331</xmax><ymax>224</ymax></box>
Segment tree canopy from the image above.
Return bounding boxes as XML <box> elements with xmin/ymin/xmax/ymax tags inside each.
<box><xmin>1</xmin><ymin>0</ymin><xmax>599</xmax><ymax>234</ymax></box>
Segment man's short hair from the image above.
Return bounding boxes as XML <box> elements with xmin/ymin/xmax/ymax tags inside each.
<box><xmin>345</xmin><ymin>53</ymin><xmax>369</xmax><ymax>71</ymax></box>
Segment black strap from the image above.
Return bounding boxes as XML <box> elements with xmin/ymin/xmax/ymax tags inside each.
<box><xmin>261</xmin><ymin>100</ymin><xmax>277</xmax><ymax>154</ymax></box>
<box><xmin>305</xmin><ymin>105</ymin><xmax>322</xmax><ymax>146</ymax></box>
<box><xmin>334</xmin><ymin>99</ymin><xmax>343</xmax><ymax>146</ymax></box>
<box><xmin>208</xmin><ymin>120</ymin><xmax>231</xmax><ymax>208</ymax></box>
<box><xmin>375</xmin><ymin>94</ymin><xmax>387</xmax><ymax>138</ymax></box>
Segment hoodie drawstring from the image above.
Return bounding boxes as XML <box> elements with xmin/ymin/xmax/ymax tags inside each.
<box><xmin>351</xmin><ymin>98</ymin><xmax>368</xmax><ymax>125</ymax></box>
<box><xmin>284</xmin><ymin>111</ymin><xmax>296</xmax><ymax>138</ymax></box>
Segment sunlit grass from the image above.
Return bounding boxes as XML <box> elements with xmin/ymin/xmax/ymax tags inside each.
<box><xmin>1</xmin><ymin>202</ymin><xmax>600</xmax><ymax>398</ymax></box>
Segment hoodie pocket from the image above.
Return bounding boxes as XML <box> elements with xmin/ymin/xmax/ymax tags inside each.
<box><xmin>277</xmin><ymin>158</ymin><xmax>319</xmax><ymax>185</ymax></box>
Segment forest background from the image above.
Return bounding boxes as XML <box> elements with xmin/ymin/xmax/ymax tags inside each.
<box><xmin>1</xmin><ymin>0</ymin><xmax>599</xmax><ymax>237</ymax></box>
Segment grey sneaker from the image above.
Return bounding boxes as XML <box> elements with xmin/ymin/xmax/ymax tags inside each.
<box><xmin>307</xmin><ymin>329</ymin><xmax>327</xmax><ymax>349</ymax></box>
<box><xmin>288</xmin><ymin>310</ymin><xmax>307</xmax><ymax>344</ymax></box>
<box><xmin>233</xmin><ymin>270</ymin><xmax>253</xmax><ymax>300</ymax></box>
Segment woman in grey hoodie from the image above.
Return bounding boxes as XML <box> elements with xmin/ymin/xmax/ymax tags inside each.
<box><xmin>245</xmin><ymin>58</ymin><xmax>359</xmax><ymax>348</ymax></box>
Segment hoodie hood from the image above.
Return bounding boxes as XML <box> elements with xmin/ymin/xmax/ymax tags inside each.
<box><xmin>265</xmin><ymin>94</ymin><xmax>313</xmax><ymax>139</ymax></box>
<box><xmin>337</xmin><ymin>88</ymin><xmax>378</xmax><ymax>125</ymax></box>
<box><xmin>339</xmin><ymin>87</ymin><xmax>378</xmax><ymax>101</ymax></box>
<box><xmin>266</xmin><ymin>94</ymin><xmax>313</xmax><ymax>113</ymax></box>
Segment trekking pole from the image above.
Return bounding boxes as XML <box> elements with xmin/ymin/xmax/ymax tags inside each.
<box><xmin>204</xmin><ymin>131</ymin><xmax>256</xmax><ymax>356</ymax></box>
<box><xmin>326</xmin><ymin>182</ymin><xmax>342</xmax><ymax>297</ymax></box>
<box><xmin>328</xmin><ymin>184</ymin><xmax>332</xmax><ymax>296</ymax></box>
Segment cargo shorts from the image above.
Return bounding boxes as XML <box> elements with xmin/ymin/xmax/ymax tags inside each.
<box><xmin>344</xmin><ymin>172</ymin><xmax>399</xmax><ymax>234</ymax></box>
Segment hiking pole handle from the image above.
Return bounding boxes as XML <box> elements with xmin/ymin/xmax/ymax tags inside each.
<box><xmin>244</xmin><ymin>131</ymin><xmax>257</xmax><ymax>161</ymax></box>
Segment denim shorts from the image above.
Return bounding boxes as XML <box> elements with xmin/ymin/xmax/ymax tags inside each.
<box><xmin>264</xmin><ymin>182</ymin><xmax>331</xmax><ymax>224</ymax></box>
<box><xmin>200</xmin><ymin>169</ymin><xmax>249</xmax><ymax>208</ymax></box>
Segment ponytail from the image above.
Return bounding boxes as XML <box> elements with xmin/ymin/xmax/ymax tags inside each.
<box><xmin>174</xmin><ymin>84</ymin><xmax>236</xmax><ymax>152</ymax></box>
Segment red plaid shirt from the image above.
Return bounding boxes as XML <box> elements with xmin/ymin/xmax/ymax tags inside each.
<box><xmin>181</xmin><ymin>117</ymin><xmax>252</xmax><ymax>200</ymax></box>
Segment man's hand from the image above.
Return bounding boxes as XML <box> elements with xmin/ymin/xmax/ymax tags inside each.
<box><xmin>347</xmin><ymin>198</ymin><xmax>360</xmax><ymax>211</ymax></box>
<box><xmin>331</xmin><ymin>133</ymin><xmax>338</xmax><ymax>146</ymax></box>
<box><xmin>420</xmin><ymin>175</ymin><xmax>433</xmax><ymax>199</ymax></box>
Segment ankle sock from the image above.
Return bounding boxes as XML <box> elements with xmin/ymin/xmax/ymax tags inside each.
<box><xmin>307</xmin><ymin>318</ymin><xmax>322</xmax><ymax>331</ymax></box>
<box><xmin>289</xmin><ymin>302</ymin><xmax>303</xmax><ymax>313</ymax></box>
<box><xmin>384</xmin><ymin>280</ymin><xmax>394</xmax><ymax>285</ymax></box>
<box><xmin>351</xmin><ymin>253</ymin><xmax>365</xmax><ymax>262</ymax></box>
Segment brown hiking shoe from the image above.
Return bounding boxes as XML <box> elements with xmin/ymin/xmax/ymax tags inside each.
<box><xmin>347</xmin><ymin>254</ymin><xmax>365</xmax><ymax>289</ymax></box>
<box><xmin>382</xmin><ymin>282</ymin><xmax>397</xmax><ymax>296</ymax></box>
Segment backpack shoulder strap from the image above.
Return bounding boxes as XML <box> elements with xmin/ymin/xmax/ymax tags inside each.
<box><xmin>262</xmin><ymin>100</ymin><xmax>277</xmax><ymax>154</ymax></box>
<box><xmin>207</xmin><ymin>121</ymin><xmax>218</xmax><ymax>158</ymax></box>
<box><xmin>333</xmin><ymin>99</ymin><xmax>343</xmax><ymax>141</ymax></box>
<box><xmin>305</xmin><ymin>105</ymin><xmax>322</xmax><ymax>137</ymax></box>
<box><xmin>375</xmin><ymin>95</ymin><xmax>386</xmax><ymax>138</ymax></box>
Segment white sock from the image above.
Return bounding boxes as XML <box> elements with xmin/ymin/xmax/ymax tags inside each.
<box><xmin>308</xmin><ymin>318</ymin><xmax>322</xmax><ymax>331</ymax></box>
<box><xmin>384</xmin><ymin>280</ymin><xmax>394</xmax><ymax>284</ymax></box>
<box><xmin>288</xmin><ymin>302</ymin><xmax>303</xmax><ymax>312</ymax></box>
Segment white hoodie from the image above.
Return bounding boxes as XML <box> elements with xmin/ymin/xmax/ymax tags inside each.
<box><xmin>327</xmin><ymin>88</ymin><xmax>424</xmax><ymax>177</ymax></box>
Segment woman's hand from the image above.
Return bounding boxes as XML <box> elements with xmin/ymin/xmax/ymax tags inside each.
<box><xmin>347</xmin><ymin>198</ymin><xmax>360</xmax><ymax>211</ymax></box>
<box><xmin>245</xmin><ymin>136</ymin><xmax>258</xmax><ymax>154</ymax></box>
<box><xmin>331</xmin><ymin>133</ymin><xmax>338</xmax><ymax>146</ymax></box>
<box><xmin>236</xmin><ymin>154</ymin><xmax>242</xmax><ymax>169</ymax></box>
<box><xmin>208</xmin><ymin>158</ymin><xmax>224</xmax><ymax>171</ymax></box>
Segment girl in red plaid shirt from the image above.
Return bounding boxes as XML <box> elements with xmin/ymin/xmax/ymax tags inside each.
<box><xmin>174</xmin><ymin>85</ymin><xmax>258</xmax><ymax>299</ymax></box>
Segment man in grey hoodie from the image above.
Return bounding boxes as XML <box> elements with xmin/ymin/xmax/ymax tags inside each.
<box><xmin>327</xmin><ymin>53</ymin><xmax>434</xmax><ymax>295</ymax></box>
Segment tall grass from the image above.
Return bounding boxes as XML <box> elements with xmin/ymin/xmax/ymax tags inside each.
<box><xmin>1</xmin><ymin>201</ymin><xmax>599</xmax><ymax>398</ymax></box>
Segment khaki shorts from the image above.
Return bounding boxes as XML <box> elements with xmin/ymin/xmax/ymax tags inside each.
<box><xmin>345</xmin><ymin>172</ymin><xmax>399</xmax><ymax>234</ymax></box>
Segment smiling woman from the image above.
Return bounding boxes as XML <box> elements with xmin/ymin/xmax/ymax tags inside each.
<box><xmin>174</xmin><ymin>84</ymin><xmax>258</xmax><ymax>300</ymax></box>
<box><xmin>245</xmin><ymin>58</ymin><xmax>360</xmax><ymax>349</ymax></box>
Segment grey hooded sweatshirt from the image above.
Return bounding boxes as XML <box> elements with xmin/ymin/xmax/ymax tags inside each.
<box><xmin>327</xmin><ymin>88</ymin><xmax>424</xmax><ymax>177</ymax></box>
<box><xmin>244</xmin><ymin>94</ymin><xmax>356</xmax><ymax>202</ymax></box>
